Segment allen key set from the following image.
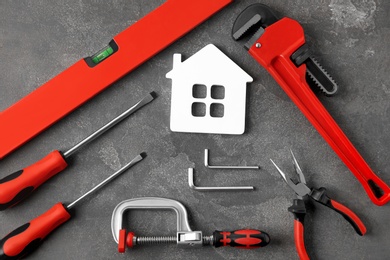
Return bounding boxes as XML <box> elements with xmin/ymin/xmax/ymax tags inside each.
<box><xmin>187</xmin><ymin>148</ymin><xmax>260</xmax><ymax>191</ymax></box>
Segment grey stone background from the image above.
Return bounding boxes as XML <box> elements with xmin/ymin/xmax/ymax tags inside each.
<box><xmin>0</xmin><ymin>0</ymin><xmax>389</xmax><ymax>259</ymax></box>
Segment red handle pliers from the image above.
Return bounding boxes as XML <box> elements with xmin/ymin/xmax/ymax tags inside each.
<box><xmin>271</xmin><ymin>150</ymin><xmax>366</xmax><ymax>260</ymax></box>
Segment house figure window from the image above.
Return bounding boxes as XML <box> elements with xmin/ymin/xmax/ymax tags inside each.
<box><xmin>192</xmin><ymin>84</ymin><xmax>225</xmax><ymax>118</ymax></box>
<box><xmin>166</xmin><ymin>44</ymin><xmax>253</xmax><ymax>135</ymax></box>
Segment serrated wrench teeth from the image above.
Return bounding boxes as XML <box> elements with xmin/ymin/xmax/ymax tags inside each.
<box><xmin>305</xmin><ymin>57</ymin><xmax>339</xmax><ymax>96</ymax></box>
<box><xmin>232</xmin><ymin>14</ymin><xmax>262</xmax><ymax>40</ymax></box>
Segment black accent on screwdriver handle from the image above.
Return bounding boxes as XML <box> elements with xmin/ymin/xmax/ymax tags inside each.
<box><xmin>0</xmin><ymin>151</ymin><xmax>68</xmax><ymax>211</ymax></box>
<box><xmin>0</xmin><ymin>203</ymin><xmax>71</xmax><ymax>259</ymax></box>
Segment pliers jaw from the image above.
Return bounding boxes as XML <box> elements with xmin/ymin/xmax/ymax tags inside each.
<box><xmin>232</xmin><ymin>4</ymin><xmax>279</xmax><ymax>50</ymax></box>
<box><xmin>271</xmin><ymin>150</ymin><xmax>367</xmax><ymax>259</ymax></box>
<box><xmin>270</xmin><ymin>150</ymin><xmax>311</xmax><ymax>199</ymax></box>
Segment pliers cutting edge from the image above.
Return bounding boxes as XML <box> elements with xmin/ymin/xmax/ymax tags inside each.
<box><xmin>271</xmin><ymin>151</ymin><xmax>366</xmax><ymax>260</ymax></box>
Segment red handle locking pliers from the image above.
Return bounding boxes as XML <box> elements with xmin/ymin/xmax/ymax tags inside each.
<box><xmin>232</xmin><ymin>4</ymin><xmax>390</xmax><ymax>206</ymax></box>
<box><xmin>271</xmin><ymin>150</ymin><xmax>366</xmax><ymax>260</ymax></box>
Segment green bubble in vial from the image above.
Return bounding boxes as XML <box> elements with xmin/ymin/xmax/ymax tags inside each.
<box><xmin>92</xmin><ymin>46</ymin><xmax>114</xmax><ymax>64</ymax></box>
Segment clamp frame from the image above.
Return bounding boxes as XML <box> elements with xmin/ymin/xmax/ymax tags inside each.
<box><xmin>111</xmin><ymin>197</ymin><xmax>203</xmax><ymax>247</ymax></box>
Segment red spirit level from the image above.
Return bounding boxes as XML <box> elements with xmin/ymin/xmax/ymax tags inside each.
<box><xmin>232</xmin><ymin>4</ymin><xmax>390</xmax><ymax>206</ymax></box>
<box><xmin>0</xmin><ymin>0</ymin><xmax>232</xmax><ymax>159</ymax></box>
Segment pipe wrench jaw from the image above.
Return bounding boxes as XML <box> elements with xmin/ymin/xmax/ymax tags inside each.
<box><xmin>232</xmin><ymin>4</ymin><xmax>338</xmax><ymax>96</ymax></box>
<box><xmin>232</xmin><ymin>4</ymin><xmax>279</xmax><ymax>50</ymax></box>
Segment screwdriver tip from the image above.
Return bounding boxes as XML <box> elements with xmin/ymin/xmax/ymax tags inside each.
<box><xmin>140</xmin><ymin>152</ymin><xmax>147</xmax><ymax>159</ymax></box>
<box><xmin>138</xmin><ymin>92</ymin><xmax>156</xmax><ymax>106</ymax></box>
<box><xmin>149</xmin><ymin>91</ymin><xmax>158</xmax><ymax>99</ymax></box>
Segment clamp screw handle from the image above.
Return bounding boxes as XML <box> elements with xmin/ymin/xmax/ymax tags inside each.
<box><xmin>213</xmin><ymin>229</ymin><xmax>270</xmax><ymax>249</ymax></box>
<box><xmin>118</xmin><ymin>229</ymin><xmax>270</xmax><ymax>252</ymax></box>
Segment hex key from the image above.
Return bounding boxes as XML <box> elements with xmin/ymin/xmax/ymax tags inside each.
<box><xmin>188</xmin><ymin>168</ymin><xmax>254</xmax><ymax>191</ymax></box>
<box><xmin>204</xmin><ymin>149</ymin><xmax>259</xmax><ymax>169</ymax></box>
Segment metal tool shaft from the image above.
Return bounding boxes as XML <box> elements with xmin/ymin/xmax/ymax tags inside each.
<box><xmin>67</xmin><ymin>153</ymin><xmax>144</xmax><ymax>210</ymax></box>
<box><xmin>204</xmin><ymin>149</ymin><xmax>259</xmax><ymax>170</ymax></box>
<box><xmin>188</xmin><ymin>168</ymin><xmax>254</xmax><ymax>191</ymax></box>
<box><xmin>132</xmin><ymin>235</ymin><xmax>214</xmax><ymax>246</ymax></box>
<box><xmin>63</xmin><ymin>93</ymin><xmax>155</xmax><ymax>158</ymax></box>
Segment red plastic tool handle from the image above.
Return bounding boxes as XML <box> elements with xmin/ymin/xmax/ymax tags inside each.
<box><xmin>118</xmin><ymin>229</ymin><xmax>135</xmax><ymax>253</ymax></box>
<box><xmin>0</xmin><ymin>150</ymin><xmax>67</xmax><ymax>210</ymax></box>
<box><xmin>248</xmin><ymin>17</ymin><xmax>390</xmax><ymax>206</ymax></box>
<box><xmin>0</xmin><ymin>0</ymin><xmax>232</xmax><ymax>159</ymax></box>
<box><xmin>288</xmin><ymin>199</ymin><xmax>309</xmax><ymax>259</ymax></box>
<box><xmin>213</xmin><ymin>229</ymin><xmax>270</xmax><ymax>249</ymax></box>
<box><xmin>311</xmin><ymin>187</ymin><xmax>367</xmax><ymax>235</ymax></box>
<box><xmin>0</xmin><ymin>203</ymin><xmax>71</xmax><ymax>259</ymax></box>
<box><xmin>294</xmin><ymin>219</ymin><xmax>310</xmax><ymax>260</ymax></box>
<box><xmin>329</xmin><ymin>199</ymin><xmax>367</xmax><ymax>236</ymax></box>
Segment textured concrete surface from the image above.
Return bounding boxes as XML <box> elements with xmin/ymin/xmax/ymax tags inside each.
<box><xmin>0</xmin><ymin>0</ymin><xmax>389</xmax><ymax>259</ymax></box>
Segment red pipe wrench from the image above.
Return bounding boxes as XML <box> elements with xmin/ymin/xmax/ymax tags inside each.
<box><xmin>232</xmin><ymin>4</ymin><xmax>390</xmax><ymax>206</ymax></box>
<box><xmin>0</xmin><ymin>0</ymin><xmax>232</xmax><ymax>159</ymax></box>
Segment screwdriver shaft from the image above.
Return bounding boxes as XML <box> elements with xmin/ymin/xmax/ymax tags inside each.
<box><xmin>63</xmin><ymin>93</ymin><xmax>155</xmax><ymax>158</ymax></box>
<box><xmin>67</xmin><ymin>153</ymin><xmax>144</xmax><ymax>210</ymax></box>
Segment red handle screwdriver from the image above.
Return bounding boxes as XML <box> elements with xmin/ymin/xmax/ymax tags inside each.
<box><xmin>0</xmin><ymin>93</ymin><xmax>155</xmax><ymax>210</ymax></box>
<box><xmin>0</xmin><ymin>153</ymin><xmax>144</xmax><ymax>259</ymax></box>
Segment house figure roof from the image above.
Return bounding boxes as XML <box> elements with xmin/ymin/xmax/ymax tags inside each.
<box><xmin>166</xmin><ymin>44</ymin><xmax>253</xmax><ymax>84</ymax></box>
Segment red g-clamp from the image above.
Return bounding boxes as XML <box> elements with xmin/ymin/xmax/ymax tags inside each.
<box><xmin>111</xmin><ymin>197</ymin><xmax>270</xmax><ymax>253</ymax></box>
<box><xmin>232</xmin><ymin>4</ymin><xmax>390</xmax><ymax>206</ymax></box>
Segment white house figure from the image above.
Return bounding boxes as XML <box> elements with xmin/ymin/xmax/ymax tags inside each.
<box><xmin>166</xmin><ymin>44</ymin><xmax>253</xmax><ymax>135</ymax></box>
